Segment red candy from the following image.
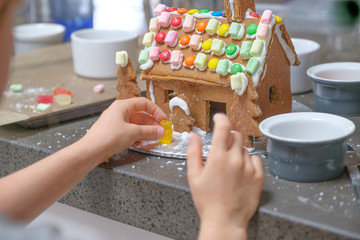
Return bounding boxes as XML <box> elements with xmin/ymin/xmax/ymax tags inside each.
<box><xmin>160</xmin><ymin>50</ymin><xmax>171</xmax><ymax>62</ymax></box>
<box><xmin>167</xmin><ymin>7</ymin><xmax>178</xmax><ymax>12</ymax></box>
<box><xmin>249</xmin><ymin>12</ymin><xmax>260</xmax><ymax>18</ymax></box>
<box><xmin>53</xmin><ymin>87</ymin><xmax>72</xmax><ymax>96</ymax></box>
<box><xmin>36</xmin><ymin>95</ymin><xmax>54</xmax><ymax>104</ymax></box>
<box><xmin>155</xmin><ymin>31</ymin><xmax>165</xmax><ymax>43</ymax></box>
<box><xmin>171</xmin><ymin>17</ymin><xmax>182</xmax><ymax>27</ymax></box>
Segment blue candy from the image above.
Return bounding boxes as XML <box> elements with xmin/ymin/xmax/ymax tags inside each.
<box><xmin>211</xmin><ymin>11</ymin><xmax>223</xmax><ymax>17</ymax></box>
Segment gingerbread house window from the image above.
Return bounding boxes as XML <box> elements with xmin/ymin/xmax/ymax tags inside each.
<box><xmin>209</xmin><ymin>101</ymin><xmax>226</xmax><ymax>130</ymax></box>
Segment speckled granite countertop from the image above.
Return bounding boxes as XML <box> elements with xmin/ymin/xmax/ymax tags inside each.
<box><xmin>0</xmin><ymin>45</ymin><xmax>359</xmax><ymax>240</ymax></box>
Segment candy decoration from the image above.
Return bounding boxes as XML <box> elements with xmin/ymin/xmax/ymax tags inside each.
<box><xmin>159</xmin><ymin>12</ymin><xmax>171</xmax><ymax>27</ymax></box>
<box><xmin>225</xmin><ymin>44</ymin><xmax>239</xmax><ymax>59</ymax></box>
<box><xmin>229</xmin><ymin>22</ymin><xmax>245</xmax><ymax>40</ymax></box>
<box><xmin>256</xmin><ymin>24</ymin><xmax>270</xmax><ymax>40</ymax></box>
<box><xmin>54</xmin><ymin>94</ymin><xmax>72</xmax><ymax>106</ymax></box>
<box><xmin>158</xmin><ymin>120</ymin><xmax>173</xmax><ymax>144</ymax></box>
<box><xmin>245</xmin><ymin>57</ymin><xmax>260</xmax><ymax>75</ymax></box>
<box><xmin>164</xmin><ymin>30</ymin><xmax>178</xmax><ymax>47</ymax></box>
<box><xmin>250</xmin><ymin>39</ymin><xmax>264</xmax><ymax>57</ymax></box>
<box><xmin>160</xmin><ymin>50</ymin><xmax>171</xmax><ymax>62</ymax></box>
<box><xmin>216</xmin><ymin>59</ymin><xmax>230</xmax><ymax>76</ymax></box>
<box><xmin>218</xmin><ymin>24</ymin><xmax>229</xmax><ymax>36</ymax></box>
<box><xmin>196</xmin><ymin>20</ymin><xmax>207</xmax><ymax>33</ymax></box>
<box><xmin>171</xmin><ymin>17</ymin><xmax>183</xmax><ymax>28</ymax></box>
<box><xmin>188</xmin><ymin>9</ymin><xmax>199</xmax><ymax>15</ymax></box>
<box><xmin>10</xmin><ymin>84</ymin><xmax>23</xmax><ymax>92</ymax></box>
<box><xmin>194</xmin><ymin>53</ymin><xmax>207</xmax><ymax>70</ymax></box>
<box><xmin>53</xmin><ymin>87</ymin><xmax>72</xmax><ymax>96</ymax></box>
<box><xmin>149</xmin><ymin>18</ymin><xmax>160</xmax><ymax>32</ymax></box>
<box><xmin>184</xmin><ymin>55</ymin><xmax>196</xmax><ymax>67</ymax></box>
<box><xmin>36</xmin><ymin>95</ymin><xmax>53</xmax><ymax>104</ymax></box>
<box><xmin>240</xmin><ymin>41</ymin><xmax>252</xmax><ymax>59</ymax></box>
<box><xmin>143</xmin><ymin>32</ymin><xmax>154</xmax><ymax>47</ymax></box>
<box><xmin>116</xmin><ymin>51</ymin><xmax>128</xmax><ymax>67</ymax></box>
<box><xmin>177</xmin><ymin>8</ymin><xmax>188</xmax><ymax>14</ymax></box>
<box><xmin>170</xmin><ymin>50</ymin><xmax>183</xmax><ymax>69</ymax></box>
<box><xmin>211</xmin><ymin>39</ymin><xmax>225</xmax><ymax>55</ymax></box>
<box><xmin>275</xmin><ymin>16</ymin><xmax>282</xmax><ymax>24</ymax></box>
<box><xmin>183</xmin><ymin>15</ymin><xmax>195</xmax><ymax>32</ymax></box>
<box><xmin>167</xmin><ymin>7</ymin><xmax>178</xmax><ymax>12</ymax></box>
<box><xmin>249</xmin><ymin>12</ymin><xmax>260</xmax><ymax>18</ymax></box>
<box><xmin>231</xmin><ymin>63</ymin><xmax>243</xmax><ymax>75</ymax></box>
<box><xmin>155</xmin><ymin>31</ymin><xmax>165</xmax><ymax>43</ymax></box>
<box><xmin>93</xmin><ymin>84</ymin><xmax>105</xmax><ymax>93</ymax></box>
<box><xmin>246</xmin><ymin>24</ymin><xmax>258</xmax><ymax>35</ymax></box>
<box><xmin>211</xmin><ymin>11</ymin><xmax>223</xmax><ymax>17</ymax></box>
<box><xmin>202</xmin><ymin>39</ymin><xmax>213</xmax><ymax>52</ymax></box>
<box><xmin>198</xmin><ymin>9</ymin><xmax>210</xmax><ymax>14</ymax></box>
<box><xmin>206</xmin><ymin>18</ymin><xmax>220</xmax><ymax>35</ymax></box>
<box><xmin>37</xmin><ymin>103</ymin><xmax>51</xmax><ymax>112</ymax></box>
<box><xmin>179</xmin><ymin>35</ymin><xmax>191</xmax><ymax>47</ymax></box>
<box><xmin>231</xmin><ymin>74</ymin><xmax>242</xmax><ymax>90</ymax></box>
<box><xmin>149</xmin><ymin>46</ymin><xmax>160</xmax><ymax>61</ymax></box>
<box><xmin>208</xmin><ymin>58</ymin><xmax>219</xmax><ymax>71</ymax></box>
<box><xmin>154</xmin><ymin>4</ymin><xmax>167</xmax><ymax>16</ymax></box>
<box><xmin>138</xmin><ymin>49</ymin><xmax>149</xmax><ymax>64</ymax></box>
<box><xmin>261</xmin><ymin>10</ymin><xmax>273</xmax><ymax>24</ymax></box>
<box><xmin>189</xmin><ymin>34</ymin><xmax>202</xmax><ymax>50</ymax></box>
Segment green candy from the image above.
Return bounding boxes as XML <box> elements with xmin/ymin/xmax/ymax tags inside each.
<box><xmin>240</xmin><ymin>41</ymin><xmax>252</xmax><ymax>59</ymax></box>
<box><xmin>138</xmin><ymin>49</ymin><xmax>149</xmax><ymax>64</ymax></box>
<box><xmin>226</xmin><ymin>44</ymin><xmax>237</xmax><ymax>56</ymax></box>
<box><xmin>231</xmin><ymin>64</ymin><xmax>243</xmax><ymax>75</ymax></box>
<box><xmin>229</xmin><ymin>22</ymin><xmax>241</xmax><ymax>38</ymax></box>
<box><xmin>245</xmin><ymin>57</ymin><xmax>260</xmax><ymax>75</ymax></box>
<box><xmin>246</xmin><ymin>24</ymin><xmax>258</xmax><ymax>35</ymax></box>
<box><xmin>10</xmin><ymin>84</ymin><xmax>23</xmax><ymax>92</ymax></box>
<box><xmin>198</xmin><ymin>9</ymin><xmax>210</xmax><ymax>14</ymax></box>
<box><xmin>216</xmin><ymin>59</ymin><xmax>230</xmax><ymax>75</ymax></box>
<box><xmin>37</xmin><ymin>103</ymin><xmax>51</xmax><ymax>112</ymax></box>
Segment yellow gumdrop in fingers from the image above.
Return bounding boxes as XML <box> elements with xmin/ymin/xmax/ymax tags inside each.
<box><xmin>158</xmin><ymin>120</ymin><xmax>173</xmax><ymax>144</ymax></box>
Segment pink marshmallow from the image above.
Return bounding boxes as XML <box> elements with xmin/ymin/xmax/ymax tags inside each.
<box><xmin>183</xmin><ymin>15</ymin><xmax>195</xmax><ymax>32</ymax></box>
<box><xmin>159</xmin><ymin>12</ymin><xmax>171</xmax><ymax>27</ymax></box>
<box><xmin>256</xmin><ymin>24</ymin><xmax>270</xmax><ymax>40</ymax></box>
<box><xmin>149</xmin><ymin>46</ymin><xmax>160</xmax><ymax>61</ymax></box>
<box><xmin>165</xmin><ymin>30</ymin><xmax>178</xmax><ymax>47</ymax></box>
<box><xmin>261</xmin><ymin>10</ymin><xmax>273</xmax><ymax>24</ymax></box>
<box><xmin>149</xmin><ymin>18</ymin><xmax>160</xmax><ymax>32</ymax></box>
<box><xmin>154</xmin><ymin>4</ymin><xmax>167</xmax><ymax>16</ymax></box>
<box><xmin>189</xmin><ymin>34</ymin><xmax>201</xmax><ymax>50</ymax></box>
<box><xmin>170</xmin><ymin>50</ymin><xmax>183</xmax><ymax>65</ymax></box>
<box><xmin>93</xmin><ymin>84</ymin><xmax>105</xmax><ymax>94</ymax></box>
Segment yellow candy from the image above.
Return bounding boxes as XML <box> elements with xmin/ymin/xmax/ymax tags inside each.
<box><xmin>275</xmin><ymin>16</ymin><xmax>282</xmax><ymax>24</ymax></box>
<box><xmin>208</xmin><ymin>58</ymin><xmax>219</xmax><ymax>70</ymax></box>
<box><xmin>188</xmin><ymin>9</ymin><xmax>199</xmax><ymax>15</ymax></box>
<box><xmin>218</xmin><ymin>24</ymin><xmax>229</xmax><ymax>36</ymax></box>
<box><xmin>202</xmin><ymin>39</ymin><xmax>213</xmax><ymax>51</ymax></box>
<box><xmin>158</xmin><ymin>120</ymin><xmax>173</xmax><ymax>144</ymax></box>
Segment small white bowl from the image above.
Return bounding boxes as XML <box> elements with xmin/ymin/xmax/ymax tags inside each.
<box><xmin>259</xmin><ymin>112</ymin><xmax>355</xmax><ymax>182</ymax></box>
<box><xmin>13</xmin><ymin>23</ymin><xmax>65</xmax><ymax>55</ymax></box>
<box><xmin>71</xmin><ymin>29</ymin><xmax>139</xmax><ymax>79</ymax></box>
<box><xmin>307</xmin><ymin>62</ymin><xmax>360</xmax><ymax>114</ymax></box>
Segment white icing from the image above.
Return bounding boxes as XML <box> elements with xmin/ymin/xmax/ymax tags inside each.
<box><xmin>149</xmin><ymin>81</ymin><xmax>155</xmax><ymax>103</ymax></box>
<box><xmin>245</xmin><ymin>8</ymin><xmax>257</xmax><ymax>19</ymax></box>
<box><xmin>183</xmin><ymin>62</ymin><xmax>195</xmax><ymax>69</ymax></box>
<box><xmin>234</xmin><ymin>72</ymin><xmax>249</xmax><ymax>96</ymax></box>
<box><xmin>229</xmin><ymin>0</ymin><xmax>235</xmax><ymax>20</ymax></box>
<box><xmin>226</xmin><ymin>45</ymin><xmax>240</xmax><ymax>59</ymax></box>
<box><xmin>195</xmin><ymin>29</ymin><xmax>204</xmax><ymax>35</ymax></box>
<box><xmin>195</xmin><ymin>64</ymin><xmax>207</xmax><ymax>71</ymax></box>
<box><xmin>171</xmin><ymin>62</ymin><xmax>182</xmax><ymax>70</ymax></box>
<box><xmin>246</xmin><ymin>34</ymin><xmax>256</xmax><ymax>39</ymax></box>
<box><xmin>169</xmin><ymin>97</ymin><xmax>190</xmax><ymax>115</ymax></box>
<box><xmin>275</xmin><ymin>23</ymin><xmax>296</xmax><ymax>65</ymax></box>
<box><xmin>140</xmin><ymin>59</ymin><xmax>154</xmax><ymax>70</ymax></box>
<box><xmin>179</xmin><ymin>43</ymin><xmax>189</xmax><ymax>49</ymax></box>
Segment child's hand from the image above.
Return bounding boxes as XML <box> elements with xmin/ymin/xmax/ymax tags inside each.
<box><xmin>187</xmin><ymin>113</ymin><xmax>264</xmax><ymax>239</ymax></box>
<box><xmin>83</xmin><ymin>97</ymin><xmax>166</xmax><ymax>162</ymax></box>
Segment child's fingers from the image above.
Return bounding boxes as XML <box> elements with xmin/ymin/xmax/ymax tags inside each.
<box><xmin>211</xmin><ymin>114</ymin><xmax>232</xmax><ymax>151</ymax></box>
<box><xmin>123</xmin><ymin>98</ymin><xmax>167</xmax><ymax>122</ymax></box>
<box><xmin>131</xmin><ymin>125</ymin><xmax>165</xmax><ymax>141</ymax></box>
<box><xmin>251</xmin><ymin>155</ymin><xmax>264</xmax><ymax>181</ymax></box>
<box><xmin>129</xmin><ymin>112</ymin><xmax>160</xmax><ymax>126</ymax></box>
<box><xmin>187</xmin><ymin>132</ymin><xmax>204</xmax><ymax>180</ymax></box>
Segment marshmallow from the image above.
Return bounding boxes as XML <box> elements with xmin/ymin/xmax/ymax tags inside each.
<box><xmin>149</xmin><ymin>46</ymin><xmax>160</xmax><ymax>61</ymax></box>
<box><xmin>256</xmin><ymin>24</ymin><xmax>270</xmax><ymax>40</ymax></box>
<box><xmin>183</xmin><ymin>15</ymin><xmax>195</xmax><ymax>32</ymax></box>
<box><xmin>165</xmin><ymin>30</ymin><xmax>178</xmax><ymax>47</ymax></box>
<box><xmin>261</xmin><ymin>10</ymin><xmax>273</xmax><ymax>24</ymax></box>
<box><xmin>149</xmin><ymin>18</ymin><xmax>160</xmax><ymax>32</ymax></box>
<box><xmin>93</xmin><ymin>84</ymin><xmax>105</xmax><ymax>93</ymax></box>
<box><xmin>116</xmin><ymin>51</ymin><xmax>128</xmax><ymax>67</ymax></box>
<box><xmin>170</xmin><ymin>50</ymin><xmax>183</xmax><ymax>65</ymax></box>
<box><xmin>189</xmin><ymin>34</ymin><xmax>202</xmax><ymax>50</ymax></box>
<box><xmin>143</xmin><ymin>32</ymin><xmax>154</xmax><ymax>47</ymax></box>
<box><xmin>159</xmin><ymin>12</ymin><xmax>171</xmax><ymax>27</ymax></box>
<box><xmin>154</xmin><ymin>4</ymin><xmax>167</xmax><ymax>16</ymax></box>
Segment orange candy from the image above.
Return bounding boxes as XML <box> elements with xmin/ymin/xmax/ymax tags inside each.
<box><xmin>179</xmin><ymin>35</ymin><xmax>191</xmax><ymax>45</ymax></box>
<box><xmin>53</xmin><ymin>87</ymin><xmax>72</xmax><ymax>96</ymax></box>
<box><xmin>196</xmin><ymin>20</ymin><xmax>207</xmax><ymax>32</ymax></box>
<box><xmin>177</xmin><ymin>8</ymin><xmax>188</xmax><ymax>14</ymax></box>
<box><xmin>184</xmin><ymin>55</ymin><xmax>196</xmax><ymax>66</ymax></box>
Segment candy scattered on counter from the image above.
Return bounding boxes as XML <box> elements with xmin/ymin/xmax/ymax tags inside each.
<box><xmin>54</xmin><ymin>94</ymin><xmax>72</xmax><ymax>106</ymax></box>
<box><xmin>93</xmin><ymin>84</ymin><xmax>105</xmax><ymax>93</ymax></box>
<box><xmin>37</xmin><ymin>103</ymin><xmax>51</xmax><ymax>112</ymax></box>
<box><xmin>36</xmin><ymin>95</ymin><xmax>54</xmax><ymax>104</ymax></box>
<box><xmin>158</xmin><ymin>120</ymin><xmax>173</xmax><ymax>144</ymax></box>
<box><xmin>10</xmin><ymin>84</ymin><xmax>23</xmax><ymax>92</ymax></box>
<box><xmin>53</xmin><ymin>87</ymin><xmax>72</xmax><ymax>96</ymax></box>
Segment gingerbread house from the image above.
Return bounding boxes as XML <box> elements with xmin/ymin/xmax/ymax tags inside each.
<box><xmin>116</xmin><ymin>0</ymin><xmax>300</xmax><ymax>147</ymax></box>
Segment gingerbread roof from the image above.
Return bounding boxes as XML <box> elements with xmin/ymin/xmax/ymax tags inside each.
<box><xmin>138</xmin><ymin>2</ymin><xmax>300</xmax><ymax>95</ymax></box>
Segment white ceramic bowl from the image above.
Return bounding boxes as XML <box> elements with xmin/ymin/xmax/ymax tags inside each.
<box><xmin>259</xmin><ymin>112</ymin><xmax>355</xmax><ymax>182</ymax></box>
<box><xmin>13</xmin><ymin>23</ymin><xmax>65</xmax><ymax>55</ymax></box>
<box><xmin>307</xmin><ymin>62</ymin><xmax>360</xmax><ymax>114</ymax></box>
<box><xmin>71</xmin><ymin>29</ymin><xmax>139</xmax><ymax>79</ymax></box>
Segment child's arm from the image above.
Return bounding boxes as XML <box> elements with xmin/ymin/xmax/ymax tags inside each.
<box><xmin>0</xmin><ymin>97</ymin><xmax>166</xmax><ymax>222</ymax></box>
<box><xmin>187</xmin><ymin>113</ymin><xmax>264</xmax><ymax>240</ymax></box>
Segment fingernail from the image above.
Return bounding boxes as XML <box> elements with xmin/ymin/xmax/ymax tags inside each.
<box><xmin>156</xmin><ymin>127</ymin><xmax>165</xmax><ymax>138</ymax></box>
